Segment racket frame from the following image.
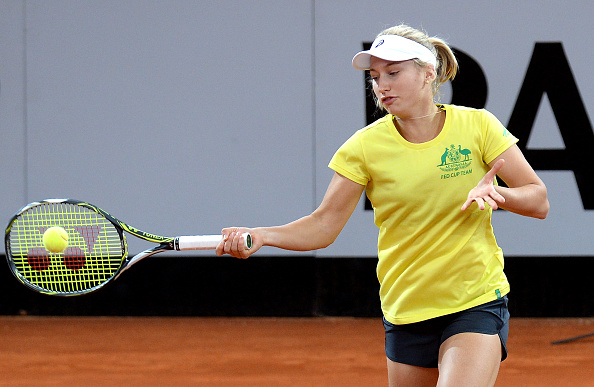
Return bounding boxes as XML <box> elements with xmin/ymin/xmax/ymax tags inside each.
<box><xmin>5</xmin><ymin>199</ymin><xmax>250</xmax><ymax>296</ymax></box>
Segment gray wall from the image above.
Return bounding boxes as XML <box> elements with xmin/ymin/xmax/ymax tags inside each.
<box><xmin>1</xmin><ymin>1</ymin><xmax>593</xmax><ymax>257</ymax></box>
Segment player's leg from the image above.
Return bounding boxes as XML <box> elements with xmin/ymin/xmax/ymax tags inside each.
<box><xmin>436</xmin><ymin>332</ymin><xmax>502</xmax><ymax>387</ymax></box>
<box><xmin>383</xmin><ymin>316</ymin><xmax>442</xmax><ymax>386</ymax></box>
<box><xmin>435</xmin><ymin>297</ymin><xmax>510</xmax><ymax>386</ymax></box>
<box><xmin>387</xmin><ymin>358</ymin><xmax>438</xmax><ymax>387</ymax></box>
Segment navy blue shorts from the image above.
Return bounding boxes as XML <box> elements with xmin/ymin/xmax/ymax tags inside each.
<box><xmin>383</xmin><ymin>296</ymin><xmax>510</xmax><ymax>368</ymax></box>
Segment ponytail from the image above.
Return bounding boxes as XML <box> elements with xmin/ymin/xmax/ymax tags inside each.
<box><xmin>429</xmin><ymin>37</ymin><xmax>458</xmax><ymax>88</ymax></box>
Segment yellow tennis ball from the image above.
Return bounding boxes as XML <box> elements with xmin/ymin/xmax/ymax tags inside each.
<box><xmin>43</xmin><ymin>226</ymin><xmax>69</xmax><ymax>253</ymax></box>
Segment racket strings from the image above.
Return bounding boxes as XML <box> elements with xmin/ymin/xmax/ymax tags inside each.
<box><xmin>7</xmin><ymin>202</ymin><xmax>125</xmax><ymax>294</ymax></box>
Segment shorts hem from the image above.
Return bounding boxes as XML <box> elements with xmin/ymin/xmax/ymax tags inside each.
<box><xmin>384</xmin><ymin>296</ymin><xmax>510</xmax><ymax>367</ymax></box>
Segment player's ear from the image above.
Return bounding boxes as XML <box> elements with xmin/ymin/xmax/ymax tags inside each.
<box><xmin>424</xmin><ymin>65</ymin><xmax>437</xmax><ymax>84</ymax></box>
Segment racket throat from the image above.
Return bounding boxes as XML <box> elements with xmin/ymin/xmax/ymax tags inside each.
<box><xmin>115</xmin><ymin>244</ymin><xmax>170</xmax><ymax>279</ymax></box>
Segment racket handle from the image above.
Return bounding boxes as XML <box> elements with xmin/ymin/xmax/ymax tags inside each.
<box><xmin>175</xmin><ymin>233</ymin><xmax>252</xmax><ymax>251</ymax></box>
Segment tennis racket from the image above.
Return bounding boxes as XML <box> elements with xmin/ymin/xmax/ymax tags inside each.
<box><xmin>4</xmin><ymin>199</ymin><xmax>251</xmax><ymax>296</ymax></box>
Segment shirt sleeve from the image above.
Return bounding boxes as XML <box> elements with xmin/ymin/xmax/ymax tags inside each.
<box><xmin>328</xmin><ymin>130</ymin><xmax>370</xmax><ymax>186</ymax></box>
<box><xmin>481</xmin><ymin>109</ymin><xmax>519</xmax><ymax>164</ymax></box>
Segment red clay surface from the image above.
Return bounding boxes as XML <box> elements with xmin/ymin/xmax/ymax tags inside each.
<box><xmin>0</xmin><ymin>317</ymin><xmax>592</xmax><ymax>386</ymax></box>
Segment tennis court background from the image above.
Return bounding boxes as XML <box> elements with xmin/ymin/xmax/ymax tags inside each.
<box><xmin>0</xmin><ymin>1</ymin><xmax>592</xmax><ymax>317</ymax></box>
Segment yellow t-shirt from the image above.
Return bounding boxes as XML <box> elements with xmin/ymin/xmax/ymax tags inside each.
<box><xmin>329</xmin><ymin>104</ymin><xmax>518</xmax><ymax>325</ymax></box>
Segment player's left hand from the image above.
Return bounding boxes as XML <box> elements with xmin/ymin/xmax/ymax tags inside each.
<box><xmin>461</xmin><ymin>159</ymin><xmax>506</xmax><ymax>211</ymax></box>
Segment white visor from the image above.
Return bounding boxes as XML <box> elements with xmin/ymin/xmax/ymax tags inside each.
<box><xmin>352</xmin><ymin>35</ymin><xmax>437</xmax><ymax>70</ymax></box>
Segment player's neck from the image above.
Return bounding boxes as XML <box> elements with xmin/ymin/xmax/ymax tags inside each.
<box><xmin>393</xmin><ymin>108</ymin><xmax>445</xmax><ymax>144</ymax></box>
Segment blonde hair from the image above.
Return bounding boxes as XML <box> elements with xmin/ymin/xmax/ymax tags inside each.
<box><xmin>376</xmin><ymin>24</ymin><xmax>458</xmax><ymax>97</ymax></box>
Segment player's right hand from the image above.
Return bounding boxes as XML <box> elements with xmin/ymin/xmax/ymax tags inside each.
<box><xmin>216</xmin><ymin>227</ymin><xmax>259</xmax><ymax>259</ymax></box>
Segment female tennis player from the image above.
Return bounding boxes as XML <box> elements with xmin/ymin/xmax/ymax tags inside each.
<box><xmin>217</xmin><ymin>24</ymin><xmax>549</xmax><ymax>386</ymax></box>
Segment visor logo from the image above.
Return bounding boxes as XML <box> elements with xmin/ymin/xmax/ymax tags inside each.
<box><xmin>374</xmin><ymin>39</ymin><xmax>384</xmax><ymax>48</ymax></box>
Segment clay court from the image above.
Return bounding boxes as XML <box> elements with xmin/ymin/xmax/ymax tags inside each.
<box><xmin>1</xmin><ymin>316</ymin><xmax>592</xmax><ymax>386</ymax></box>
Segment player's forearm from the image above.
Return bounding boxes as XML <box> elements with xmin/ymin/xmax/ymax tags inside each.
<box><xmin>257</xmin><ymin>213</ymin><xmax>340</xmax><ymax>251</ymax></box>
<box><xmin>245</xmin><ymin>173</ymin><xmax>362</xmax><ymax>254</ymax></box>
<box><xmin>495</xmin><ymin>183</ymin><xmax>549</xmax><ymax>219</ymax></box>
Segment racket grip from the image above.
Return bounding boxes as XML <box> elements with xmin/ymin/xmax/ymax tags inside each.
<box><xmin>175</xmin><ymin>233</ymin><xmax>252</xmax><ymax>251</ymax></box>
